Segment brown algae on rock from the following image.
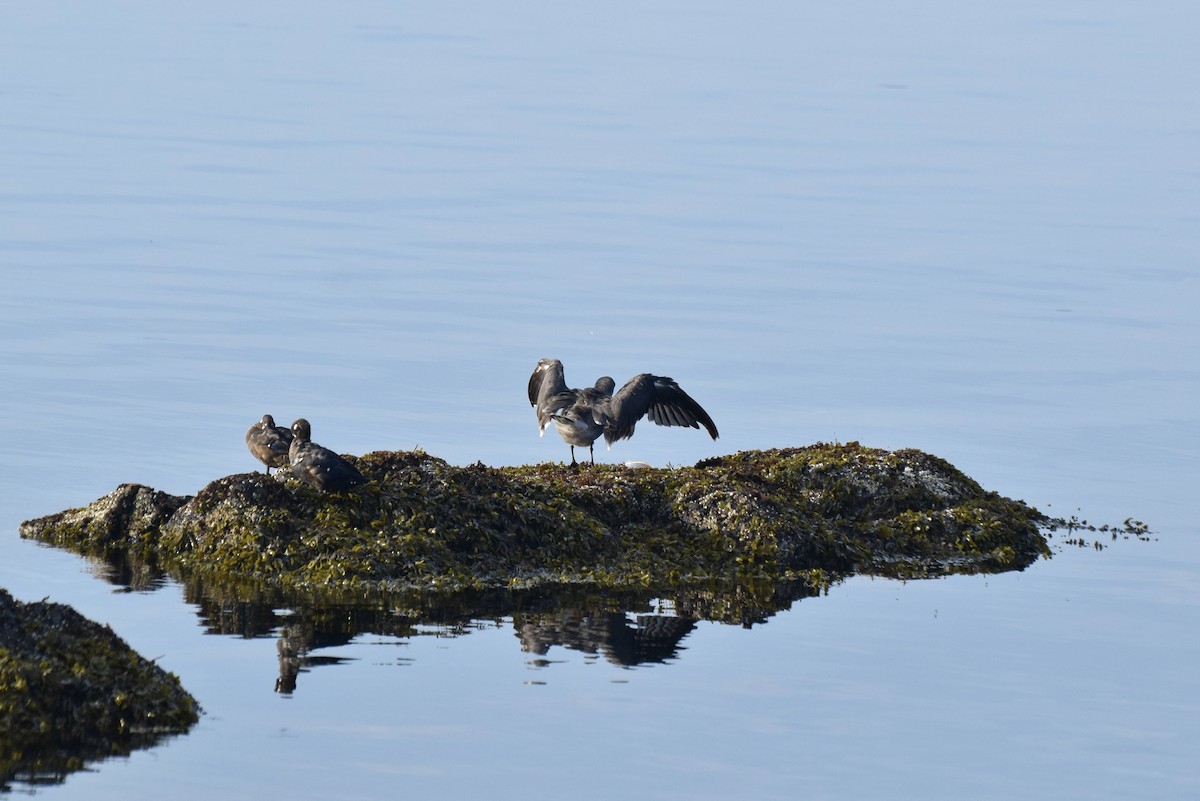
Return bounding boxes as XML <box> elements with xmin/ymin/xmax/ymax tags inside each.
<box><xmin>19</xmin><ymin>443</ymin><xmax>1052</xmax><ymax>594</ymax></box>
<box><xmin>0</xmin><ymin>588</ymin><xmax>199</xmax><ymax>789</ymax></box>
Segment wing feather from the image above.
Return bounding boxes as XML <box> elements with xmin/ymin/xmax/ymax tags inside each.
<box><xmin>604</xmin><ymin>374</ymin><xmax>718</xmax><ymax>444</ymax></box>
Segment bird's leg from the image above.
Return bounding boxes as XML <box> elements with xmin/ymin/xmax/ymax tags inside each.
<box><xmin>569</xmin><ymin>445</ymin><xmax>579</xmax><ymax>467</ymax></box>
<box><xmin>588</xmin><ymin>443</ymin><xmax>595</xmax><ymax>465</ymax></box>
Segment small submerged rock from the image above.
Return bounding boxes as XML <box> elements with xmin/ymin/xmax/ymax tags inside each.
<box><xmin>0</xmin><ymin>588</ymin><xmax>199</xmax><ymax>790</ymax></box>
<box><xmin>20</xmin><ymin>443</ymin><xmax>1052</xmax><ymax>594</ymax></box>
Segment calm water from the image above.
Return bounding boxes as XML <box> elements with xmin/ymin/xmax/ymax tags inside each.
<box><xmin>2</xmin><ymin>2</ymin><xmax>1198</xmax><ymax>798</ymax></box>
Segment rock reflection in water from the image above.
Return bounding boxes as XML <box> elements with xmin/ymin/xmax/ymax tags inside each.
<box><xmin>83</xmin><ymin>549</ymin><xmax>171</xmax><ymax>594</ymax></box>
<box><xmin>85</xmin><ymin>553</ymin><xmax>830</xmax><ymax>693</ymax></box>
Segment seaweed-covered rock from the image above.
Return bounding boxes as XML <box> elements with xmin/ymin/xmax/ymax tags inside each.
<box><xmin>26</xmin><ymin>483</ymin><xmax>189</xmax><ymax>556</ymax></box>
<box><xmin>20</xmin><ymin>444</ymin><xmax>1051</xmax><ymax>593</ymax></box>
<box><xmin>0</xmin><ymin>588</ymin><xmax>199</xmax><ymax>789</ymax></box>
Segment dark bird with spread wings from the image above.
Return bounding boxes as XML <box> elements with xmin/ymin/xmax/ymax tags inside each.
<box><xmin>528</xmin><ymin>358</ymin><xmax>719</xmax><ymax>466</ymax></box>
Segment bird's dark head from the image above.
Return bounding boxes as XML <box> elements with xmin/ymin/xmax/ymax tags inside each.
<box><xmin>291</xmin><ymin>418</ymin><xmax>311</xmax><ymax>442</ymax></box>
<box><xmin>261</xmin><ymin>414</ymin><xmax>276</xmax><ymax>427</ymax></box>
<box><xmin>594</xmin><ymin>376</ymin><xmax>616</xmax><ymax>396</ymax></box>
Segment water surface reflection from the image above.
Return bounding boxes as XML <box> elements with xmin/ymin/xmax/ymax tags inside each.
<box><xmin>89</xmin><ymin>550</ymin><xmax>828</xmax><ymax>694</ymax></box>
<box><xmin>209</xmin><ymin>581</ymin><xmax>824</xmax><ymax>694</ymax></box>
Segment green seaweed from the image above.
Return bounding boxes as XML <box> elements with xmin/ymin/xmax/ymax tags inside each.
<box><xmin>20</xmin><ymin>443</ymin><xmax>1052</xmax><ymax>595</ymax></box>
<box><xmin>0</xmin><ymin>589</ymin><xmax>199</xmax><ymax>790</ymax></box>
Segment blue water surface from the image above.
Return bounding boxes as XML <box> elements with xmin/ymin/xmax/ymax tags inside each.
<box><xmin>1</xmin><ymin>2</ymin><xmax>1197</xmax><ymax>799</ymax></box>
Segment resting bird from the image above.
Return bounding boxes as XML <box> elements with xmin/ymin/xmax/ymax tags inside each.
<box><xmin>288</xmin><ymin>418</ymin><xmax>367</xmax><ymax>492</ymax></box>
<box><xmin>245</xmin><ymin>414</ymin><xmax>293</xmax><ymax>474</ymax></box>
<box><xmin>528</xmin><ymin>358</ymin><xmax>719</xmax><ymax>466</ymax></box>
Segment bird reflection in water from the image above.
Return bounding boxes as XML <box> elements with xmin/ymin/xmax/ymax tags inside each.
<box><xmin>275</xmin><ymin>623</ymin><xmax>364</xmax><ymax>695</ymax></box>
<box><xmin>98</xmin><ymin>569</ymin><xmax>818</xmax><ymax>694</ymax></box>
<box><xmin>515</xmin><ymin>610</ymin><xmax>696</xmax><ymax>668</ymax></box>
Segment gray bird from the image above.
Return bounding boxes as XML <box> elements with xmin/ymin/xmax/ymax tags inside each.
<box><xmin>245</xmin><ymin>414</ymin><xmax>293</xmax><ymax>474</ymax></box>
<box><xmin>288</xmin><ymin>418</ymin><xmax>367</xmax><ymax>492</ymax></box>
<box><xmin>528</xmin><ymin>358</ymin><xmax>719</xmax><ymax>466</ymax></box>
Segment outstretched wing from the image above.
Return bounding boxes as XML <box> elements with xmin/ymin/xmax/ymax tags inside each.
<box><xmin>528</xmin><ymin>364</ymin><xmax>546</xmax><ymax>408</ymax></box>
<box><xmin>529</xmin><ymin>359</ymin><xmax>578</xmax><ymax>433</ymax></box>
<box><xmin>603</xmin><ymin>374</ymin><xmax>719</xmax><ymax>445</ymax></box>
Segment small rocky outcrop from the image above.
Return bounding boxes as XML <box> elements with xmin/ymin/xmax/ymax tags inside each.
<box><xmin>19</xmin><ymin>443</ymin><xmax>1052</xmax><ymax>594</ymax></box>
<box><xmin>25</xmin><ymin>483</ymin><xmax>188</xmax><ymax>556</ymax></box>
<box><xmin>0</xmin><ymin>588</ymin><xmax>199</xmax><ymax>789</ymax></box>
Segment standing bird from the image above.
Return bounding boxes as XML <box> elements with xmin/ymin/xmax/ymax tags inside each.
<box><xmin>528</xmin><ymin>358</ymin><xmax>719</xmax><ymax>466</ymax></box>
<box><xmin>288</xmin><ymin>418</ymin><xmax>367</xmax><ymax>492</ymax></box>
<box><xmin>245</xmin><ymin>414</ymin><xmax>293</xmax><ymax>475</ymax></box>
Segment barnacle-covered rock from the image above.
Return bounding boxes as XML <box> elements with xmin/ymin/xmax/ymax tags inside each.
<box><xmin>20</xmin><ymin>443</ymin><xmax>1051</xmax><ymax>593</ymax></box>
<box><xmin>25</xmin><ymin>483</ymin><xmax>189</xmax><ymax>557</ymax></box>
